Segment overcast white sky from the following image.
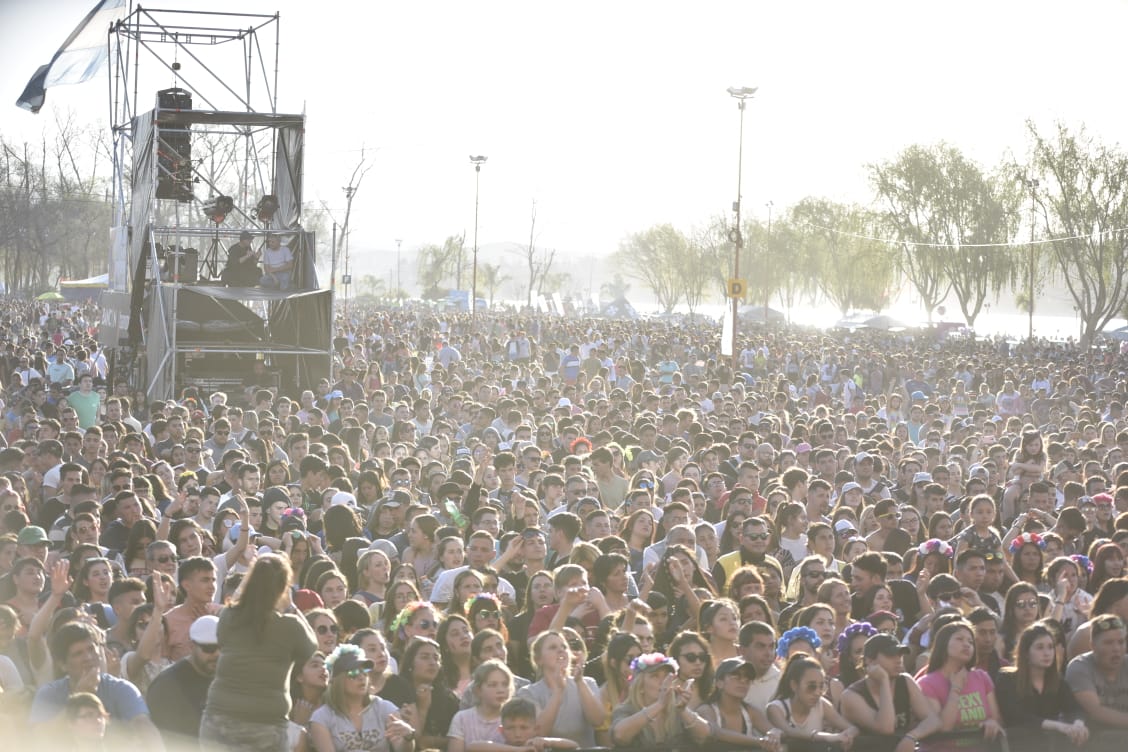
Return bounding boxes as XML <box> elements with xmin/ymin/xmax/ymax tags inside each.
<box><xmin>2</xmin><ymin>0</ymin><xmax>1127</xmax><ymax>275</ymax></box>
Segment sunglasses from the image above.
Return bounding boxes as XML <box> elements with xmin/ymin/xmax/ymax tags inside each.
<box><xmin>155</xmin><ymin>555</ymin><xmax>177</xmax><ymax>564</ymax></box>
<box><xmin>743</xmin><ymin>532</ymin><xmax>770</xmax><ymax>541</ymax></box>
<box><xmin>195</xmin><ymin>643</ymin><xmax>220</xmax><ymax>654</ymax></box>
<box><xmin>186</xmin><ymin>447</ymin><xmax>201</xmax><ymax>453</ymax></box>
<box><xmin>803</xmin><ymin>571</ymin><xmax>826</xmax><ymax>579</ymax></box>
<box><xmin>346</xmin><ymin>667</ymin><xmax>371</xmax><ymax>678</ymax></box>
<box><xmin>803</xmin><ymin>680</ymin><xmax>828</xmax><ymax>692</ymax></box>
<box><xmin>315</xmin><ymin>624</ymin><xmax>340</xmax><ymax>636</ymax></box>
<box><xmin>877</xmin><ymin>512</ymin><xmax>901</xmax><ymax>520</ymax></box>
<box><xmin>1094</xmin><ymin>616</ymin><xmax>1127</xmax><ymax>634</ymax></box>
<box><xmin>567</xmin><ymin>639</ymin><xmax>584</xmax><ymax>652</ymax></box>
<box><xmin>637</xmin><ymin>480</ymin><xmax>654</xmax><ymax>490</ymax></box>
<box><xmin>1014</xmin><ymin>599</ymin><xmax>1039</xmax><ymax>609</ymax></box>
<box><xmin>475</xmin><ymin>610</ymin><xmax>501</xmax><ymax>620</ymax></box>
<box><xmin>678</xmin><ymin>651</ymin><xmax>707</xmax><ymax>664</ymax></box>
<box><xmin>414</xmin><ymin>619</ymin><xmax>437</xmax><ymax>631</ymax></box>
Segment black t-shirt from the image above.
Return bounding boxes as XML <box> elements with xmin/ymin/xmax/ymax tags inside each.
<box><xmin>146</xmin><ymin>657</ymin><xmax>213</xmax><ymax>741</ymax></box>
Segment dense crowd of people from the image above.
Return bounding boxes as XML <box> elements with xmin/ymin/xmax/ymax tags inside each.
<box><xmin>4</xmin><ymin>297</ymin><xmax>1128</xmax><ymax>752</ymax></box>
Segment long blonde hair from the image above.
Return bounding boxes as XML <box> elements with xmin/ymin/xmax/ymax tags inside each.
<box><xmin>622</xmin><ymin>664</ymin><xmax>679</xmax><ymax>741</ymax></box>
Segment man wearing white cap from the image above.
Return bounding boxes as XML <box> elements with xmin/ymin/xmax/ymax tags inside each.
<box><xmin>147</xmin><ymin>615</ymin><xmax>220</xmax><ymax>743</ymax></box>
<box><xmin>852</xmin><ymin>451</ymin><xmax>891</xmax><ymax>500</ymax></box>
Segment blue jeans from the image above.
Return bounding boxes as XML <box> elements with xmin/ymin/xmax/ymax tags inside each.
<box><xmin>259</xmin><ymin>270</ymin><xmax>291</xmax><ymax>290</ymax></box>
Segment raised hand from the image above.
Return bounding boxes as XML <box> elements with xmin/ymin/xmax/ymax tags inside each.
<box><xmin>50</xmin><ymin>559</ymin><xmax>72</xmax><ymax>598</ymax></box>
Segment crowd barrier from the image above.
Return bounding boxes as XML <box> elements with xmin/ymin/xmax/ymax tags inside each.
<box><xmin>573</xmin><ymin>727</ymin><xmax>1121</xmax><ymax>752</ymax></box>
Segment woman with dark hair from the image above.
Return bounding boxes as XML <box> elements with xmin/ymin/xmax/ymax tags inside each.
<box><xmin>288</xmin><ymin>651</ymin><xmax>328</xmax><ymax>728</ymax></box>
<box><xmin>399</xmin><ymin>635</ymin><xmax>459</xmax><ymax>750</ymax></box>
<box><xmin>123</xmin><ymin>519</ymin><xmax>158</xmax><ymax>577</ymax></box>
<box><xmin>699</xmin><ymin>598</ymin><xmax>741</xmax><ymax>662</ymax></box>
<box><xmin>1002</xmin><ymin>581</ymin><xmax>1044</xmax><ymax>657</ymax></box>
<box><xmin>698</xmin><ymin>657</ymin><xmax>782</xmax><ymax>750</ymax></box>
<box><xmin>402</xmin><ymin>513</ymin><xmax>440</xmax><ymax>581</ymax></box>
<box><xmin>309</xmin><ymin>644</ymin><xmax>416</xmax><ymax>752</ymax></box>
<box><xmin>667</xmin><ymin>630</ymin><xmax>714</xmax><ymax>711</ymax></box>
<box><xmin>841</xmin><ymin>633</ymin><xmax>940</xmax><ymax>749</ymax></box>
<box><xmin>1009</xmin><ymin>533</ymin><xmax>1046</xmax><ymax>589</ymax></box>
<box><xmin>591</xmin><ymin>553</ymin><xmax>631</xmax><ymax>612</ymax></box>
<box><xmin>437</xmin><ymin>614</ymin><xmax>474</xmax><ymax>694</ymax></box>
<box><xmin>350</xmin><ymin>627</ymin><xmax>412</xmax><ymax>706</ymax></box>
<box><xmin>465</xmin><ymin>593</ymin><xmax>507</xmax><ymax>639</ymax></box>
<box><xmin>506</xmin><ymin>571</ymin><xmax>554</xmax><ymax>678</ymax></box>
<box><xmin>1067</xmin><ymin>577</ymin><xmax>1128</xmax><ymax>659</ymax></box>
<box><xmin>766</xmin><ymin>653</ymin><xmax>858</xmax><ymax>744</ymax></box>
<box><xmin>382</xmin><ymin>580</ymin><xmax>421</xmax><ymax>644</ymax></box>
<box><xmin>619</xmin><ymin>509</ymin><xmax>656</xmax><ymax>577</ymax></box>
<box><xmin>1087</xmin><ymin>542</ymin><xmax>1125</xmax><ymax>596</ymax></box>
<box><xmin>651</xmin><ymin>543</ymin><xmax>716</xmax><ymax>632</ymax></box>
<box><xmin>718</xmin><ymin>511</ymin><xmax>749</xmax><ymax>559</ymax></box>
<box><xmin>596</xmin><ymin>632</ymin><xmax>643</xmax><ymax>744</ymax></box>
<box><xmin>996</xmin><ymin>622</ymin><xmax>1087</xmax><ymax>745</ymax></box>
<box><xmin>202</xmin><ymin>554</ymin><xmax>318</xmax><ymax>750</ymax></box>
<box><xmin>322</xmin><ymin>506</ymin><xmax>363</xmax><ymax>563</ymax></box>
<box><xmin>264</xmin><ymin>459</ymin><xmax>290</xmax><ymax>489</ymax></box>
<box><xmin>917</xmin><ymin>620</ymin><xmax>1004</xmax><ymax>740</ymax></box>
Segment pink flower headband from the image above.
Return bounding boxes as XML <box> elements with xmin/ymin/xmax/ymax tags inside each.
<box><xmin>1008</xmin><ymin>532</ymin><xmax>1046</xmax><ymax>555</ymax></box>
<box><xmin>917</xmin><ymin>539</ymin><xmax>953</xmax><ymax>558</ymax></box>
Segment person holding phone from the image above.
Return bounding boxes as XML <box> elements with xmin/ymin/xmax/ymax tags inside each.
<box><xmin>610</xmin><ymin>651</ymin><xmax>710</xmax><ymax>747</ymax></box>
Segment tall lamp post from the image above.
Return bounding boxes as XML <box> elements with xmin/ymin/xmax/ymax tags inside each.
<box><xmin>764</xmin><ymin>199</ymin><xmax>773</xmax><ymax>323</ymax></box>
<box><xmin>727</xmin><ymin>86</ymin><xmax>757</xmax><ymax>370</ymax></box>
<box><xmin>1020</xmin><ymin>175</ymin><xmax>1039</xmax><ymax>341</ymax></box>
<box><xmin>470</xmin><ymin>155</ymin><xmax>488</xmax><ymax>317</ymax></box>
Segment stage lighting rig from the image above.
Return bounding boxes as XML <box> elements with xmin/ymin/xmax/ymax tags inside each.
<box><xmin>201</xmin><ymin>195</ymin><xmax>234</xmax><ymax>224</ymax></box>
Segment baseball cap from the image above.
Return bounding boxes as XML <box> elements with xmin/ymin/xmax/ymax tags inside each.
<box><xmin>795</xmin><ymin>442</ymin><xmax>812</xmax><ymax>454</ymax></box>
<box><xmin>840</xmin><ymin>482</ymin><xmax>862</xmax><ymax>495</ymax></box>
<box><xmin>855</xmin><ymin>451</ymin><xmax>873</xmax><ymax>464</ymax></box>
<box><xmin>330</xmin><ymin>491</ymin><xmax>357</xmax><ymax>508</ymax></box>
<box><xmin>189</xmin><ymin>615</ymin><xmax>220</xmax><ymax>645</ymax></box>
<box><xmin>328</xmin><ymin>646</ymin><xmax>374</xmax><ymax>679</ymax></box>
<box><xmin>863</xmin><ymin>633</ymin><xmax>909</xmax><ymax>659</ymax></box>
<box><xmin>912</xmin><ymin>472</ymin><xmax>933</xmax><ymax>485</ymax></box>
<box><xmin>384</xmin><ymin>489</ymin><xmax>411</xmax><ymax>507</ymax></box>
<box><xmin>714</xmin><ymin>657</ymin><xmax>756</xmax><ymax>681</ymax></box>
<box><xmin>834</xmin><ymin>519</ymin><xmax>858</xmax><ymax>535</ymax></box>
<box><xmin>17</xmin><ymin>526</ymin><xmax>49</xmax><ymax>546</ymax></box>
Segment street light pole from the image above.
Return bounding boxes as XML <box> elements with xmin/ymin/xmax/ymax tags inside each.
<box><xmin>395</xmin><ymin>238</ymin><xmax>402</xmax><ymax>300</ymax></box>
<box><xmin>727</xmin><ymin>86</ymin><xmax>757</xmax><ymax>371</ymax></box>
<box><xmin>765</xmin><ymin>200</ymin><xmax>773</xmax><ymax>323</ymax></box>
<box><xmin>470</xmin><ymin>155</ymin><xmax>488</xmax><ymax>317</ymax></box>
<box><xmin>1020</xmin><ymin>176</ymin><xmax>1039</xmax><ymax>341</ymax></box>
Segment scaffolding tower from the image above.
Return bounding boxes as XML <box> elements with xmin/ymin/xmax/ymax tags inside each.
<box><xmin>99</xmin><ymin>6</ymin><xmax>331</xmax><ymax>401</ymax></box>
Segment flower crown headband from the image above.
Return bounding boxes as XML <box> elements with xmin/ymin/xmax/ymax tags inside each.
<box><xmin>917</xmin><ymin>539</ymin><xmax>954</xmax><ymax>558</ymax></box>
<box><xmin>1070</xmin><ymin>554</ymin><xmax>1094</xmax><ymax>575</ymax></box>
<box><xmin>325</xmin><ymin>643</ymin><xmax>364</xmax><ymax>675</ymax></box>
<box><xmin>628</xmin><ymin>652</ymin><xmax>678</xmax><ymax>677</ymax></box>
<box><xmin>390</xmin><ymin>600</ymin><xmax>431</xmax><ymax>634</ymax></box>
<box><xmin>777</xmin><ymin>626</ymin><xmax>822</xmax><ymax>659</ymax></box>
<box><xmin>1008</xmin><ymin>532</ymin><xmax>1046</xmax><ymax>555</ymax></box>
<box><xmin>836</xmin><ymin>621</ymin><xmax>877</xmax><ymax>656</ymax></box>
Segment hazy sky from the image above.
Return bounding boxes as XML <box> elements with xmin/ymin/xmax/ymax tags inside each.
<box><xmin>2</xmin><ymin>0</ymin><xmax>1127</xmax><ymax>281</ymax></box>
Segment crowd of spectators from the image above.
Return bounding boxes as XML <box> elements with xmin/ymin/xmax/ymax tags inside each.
<box><xmin>2</xmin><ymin>298</ymin><xmax>1128</xmax><ymax>752</ymax></box>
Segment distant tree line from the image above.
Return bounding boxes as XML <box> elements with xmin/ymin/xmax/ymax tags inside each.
<box><xmin>614</xmin><ymin>122</ymin><xmax>1128</xmax><ymax>344</ymax></box>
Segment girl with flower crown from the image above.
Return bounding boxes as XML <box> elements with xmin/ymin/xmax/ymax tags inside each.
<box><xmin>609</xmin><ymin>652</ymin><xmax>711</xmax><ymax>747</ymax></box>
<box><xmin>1008</xmin><ymin>532</ymin><xmax>1046</xmax><ymax>588</ymax></box>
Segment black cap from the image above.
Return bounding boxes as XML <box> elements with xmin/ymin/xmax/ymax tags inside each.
<box><xmin>863</xmin><ymin>633</ymin><xmax>910</xmax><ymax>660</ymax></box>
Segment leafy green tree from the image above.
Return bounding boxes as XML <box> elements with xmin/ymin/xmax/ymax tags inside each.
<box><xmin>416</xmin><ymin>234</ymin><xmax>465</xmax><ymax>299</ymax></box>
<box><xmin>871</xmin><ymin>144</ymin><xmax>1019</xmax><ymax>326</ymax></box>
<box><xmin>476</xmin><ymin>262</ymin><xmax>509</xmax><ymax>307</ymax></box>
<box><xmin>599</xmin><ymin>272</ymin><xmax>631</xmax><ymax>303</ymax></box>
<box><xmin>790</xmin><ymin>198</ymin><xmax>895</xmax><ymax>316</ymax></box>
<box><xmin>615</xmin><ymin>224</ymin><xmax>686</xmax><ymax>313</ymax></box>
<box><xmin>1025</xmin><ymin>122</ymin><xmax>1128</xmax><ymax>344</ymax></box>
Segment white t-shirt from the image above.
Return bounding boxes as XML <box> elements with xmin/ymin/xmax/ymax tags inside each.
<box><xmin>429</xmin><ymin>564</ymin><xmax>516</xmax><ymax>606</ymax></box>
